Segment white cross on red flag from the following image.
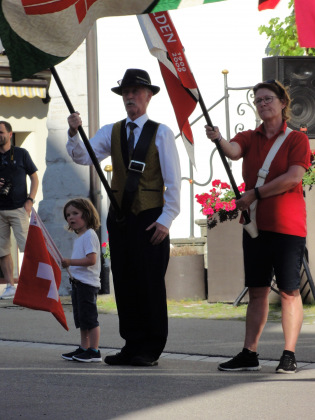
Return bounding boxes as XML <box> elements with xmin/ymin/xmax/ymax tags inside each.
<box><xmin>13</xmin><ymin>208</ymin><xmax>69</xmax><ymax>331</ymax></box>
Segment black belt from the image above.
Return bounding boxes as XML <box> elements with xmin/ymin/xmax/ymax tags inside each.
<box><xmin>69</xmin><ymin>277</ymin><xmax>80</xmax><ymax>286</ymax></box>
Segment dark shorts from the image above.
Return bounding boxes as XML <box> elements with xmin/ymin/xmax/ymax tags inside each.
<box><xmin>71</xmin><ymin>281</ymin><xmax>99</xmax><ymax>330</ymax></box>
<box><xmin>243</xmin><ymin>230</ymin><xmax>306</xmax><ymax>291</ymax></box>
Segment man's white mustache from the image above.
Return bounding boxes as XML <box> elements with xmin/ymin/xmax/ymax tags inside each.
<box><xmin>126</xmin><ymin>101</ymin><xmax>135</xmax><ymax>106</ymax></box>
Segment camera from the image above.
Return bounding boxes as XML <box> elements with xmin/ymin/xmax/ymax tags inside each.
<box><xmin>0</xmin><ymin>178</ymin><xmax>12</xmax><ymax>197</ymax></box>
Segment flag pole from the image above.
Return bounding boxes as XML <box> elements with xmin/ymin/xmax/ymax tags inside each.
<box><xmin>137</xmin><ymin>12</ymin><xmax>252</xmax><ymax>227</ymax></box>
<box><xmin>197</xmin><ymin>89</ymin><xmax>252</xmax><ymax>226</ymax></box>
<box><xmin>50</xmin><ymin>66</ymin><xmax>123</xmax><ymax>222</ymax></box>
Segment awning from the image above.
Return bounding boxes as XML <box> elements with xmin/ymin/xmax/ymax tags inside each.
<box><xmin>0</xmin><ymin>78</ymin><xmax>48</xmax><ymax>99</ymax></box>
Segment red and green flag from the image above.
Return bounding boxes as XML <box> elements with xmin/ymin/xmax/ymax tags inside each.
<box><xmin>0</xmin><ymin>0</ymin><xmax>223</xmax><ymax>81</ymax></box>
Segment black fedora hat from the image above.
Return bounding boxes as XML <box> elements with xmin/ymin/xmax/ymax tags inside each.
<box><xmin>111</xmin><ymin>69</ymin><xmax>160</xmax><ymax>96</ymax></box>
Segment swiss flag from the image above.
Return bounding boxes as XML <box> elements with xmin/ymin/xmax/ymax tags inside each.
<box><xmin>13</xmin><ymin>209</ymin><xmax>68</xmax><ymax>331</ymax></box>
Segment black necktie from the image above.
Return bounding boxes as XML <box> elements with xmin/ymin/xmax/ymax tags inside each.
<box><xmin>127</xmin><ymin>122</ymin><xmax>137</xmax><ymax>159</ymax></box>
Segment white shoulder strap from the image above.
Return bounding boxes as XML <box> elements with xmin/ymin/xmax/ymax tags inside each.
<box><xmin>255</xmin><ymin>127</ymin><xmax>292</xmax><ymax>188</ymax></box>
<box><xmin>248</xmin><ymin>127</ymin><xmax>292</xmax><ymax>234</ymax></box>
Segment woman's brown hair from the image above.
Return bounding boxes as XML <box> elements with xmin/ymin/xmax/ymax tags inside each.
<box><xmin>253</xmin><ymin>79</ymin><xmax>291</xmax><ymax>121</ymax></box>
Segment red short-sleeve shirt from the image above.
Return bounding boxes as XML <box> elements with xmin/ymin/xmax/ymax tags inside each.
<box><xmin>232</xmin><ymin>121</ymin><xmax>311</xmax><ymax>237</ymax></box>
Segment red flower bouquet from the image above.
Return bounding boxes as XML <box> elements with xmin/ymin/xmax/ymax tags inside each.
<box><xmin>196</xmin><ymin>179</ymin><xmax>245</xmax><ymax>230</ymax></box>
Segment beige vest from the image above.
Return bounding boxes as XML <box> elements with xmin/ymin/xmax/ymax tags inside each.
<box><xmin>111</xmin><ymin>120</ymin><xmax>164</xmax><ymax>215</ymax></box>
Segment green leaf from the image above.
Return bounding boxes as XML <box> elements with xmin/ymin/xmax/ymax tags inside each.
<box><xmin>258</xmin><ymin>1</ymin><xmax>309</xmax><ymax>57</ymax></box>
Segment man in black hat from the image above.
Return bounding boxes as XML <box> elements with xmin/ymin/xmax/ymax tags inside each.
<box><xmin>66</xmin><ymin>69</ymin><xmax>181</xmax><ymax>366</ymax></box>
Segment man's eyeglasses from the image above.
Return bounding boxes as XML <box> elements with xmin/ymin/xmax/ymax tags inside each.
<box><xmin>253</xmin><ymin>95</ymin><xmax>278</xmax><ymax>106</ymax></box>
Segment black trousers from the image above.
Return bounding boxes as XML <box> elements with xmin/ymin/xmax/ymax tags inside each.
<box><xmin>107</xmin><ymin>207</ymin><xmax>170</xmax><ymax>359</ymax></box>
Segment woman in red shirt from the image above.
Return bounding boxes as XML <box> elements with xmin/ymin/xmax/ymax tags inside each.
<box><xmin>206</xmin><ymin>80</ymin><xmax>311</xmax><ymax>374</ymax></box>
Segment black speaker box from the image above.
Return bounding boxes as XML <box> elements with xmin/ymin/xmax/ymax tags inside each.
<box><xmin>262</xmin><ymin>56</ymin><xmax>315</xmax><ymax>138</ymax></box>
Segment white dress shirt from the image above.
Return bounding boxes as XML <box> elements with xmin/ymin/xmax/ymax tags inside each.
<box><xmin>66</xmin><ymin>113</ymin><xmax>181</xmax><ymax>229</ymax></box>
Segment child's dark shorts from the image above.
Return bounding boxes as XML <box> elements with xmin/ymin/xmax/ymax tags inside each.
<box><xmin>243</xmin><ymin>230</ymin><xmax>306</xmax><ymax>291</ymax></box>
<box><xmin>71</xmin><ymin>281</ymin><xmax>99</xmax><ymax>330</ymax></box>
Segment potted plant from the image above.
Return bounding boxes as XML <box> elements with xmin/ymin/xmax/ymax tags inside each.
<box><xmin>195</xmin><ymin>180</ymin><xmax>247</xmax><ymax>303</ymax></box>
<box><xmin>304</xmin><ymin>149</ymin><xmax>315</xmax><ymax>289</ymax></box>
<box><xmin>303</xmin><ymin>150</ymin><xmax>315</xmax><ymax>191</ymax></box>
<box><xmin>195</xmin><ymin>179</ymin><xmax>245</xmax><ymax>230</ymax></box>
<box><xmin>165</xmin><ymin>245</ymin><xmax>206</xmax><ymax>301</ymax></box>
<box><xmin>100</xmin><ymin>240</ymin><xmax>111</xmax><ymax>295</ymax></box>
<box><xmin>102</xmin><ymin>241</ymin><xmax>110</xmax><ymax>260</ymax></box>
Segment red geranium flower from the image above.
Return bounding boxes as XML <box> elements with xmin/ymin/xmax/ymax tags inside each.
<box><xmin>195</xmin><ymin>179</ymin><xmax>245</xmax><ymax>229</ymax></box>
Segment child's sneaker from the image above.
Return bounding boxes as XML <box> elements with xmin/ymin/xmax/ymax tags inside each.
<box><xmin>73</xmin><ymin>348</ymin><xmax>102</xmax><ymax>363</ymax></box>
<box><xmin>276</xmin><ymin>351</ymin><xmax>297</xmax><ymax>374</ymax></box>
<box><xmin>218</xmin><ymin>348</ymin><xmax>261</xmax><ymax>371</ymax></box>
<box><xmin>61</xmin><ymin>347</ymin><xmax>85</xmax><ymax>361</ymax></box>
<box><xmin>0</xmin><ymin>285</ymin><xmax>16</xmax><ymax>299</ymax></box>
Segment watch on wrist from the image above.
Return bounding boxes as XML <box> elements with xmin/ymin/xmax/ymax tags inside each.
<box><xmin>26</xmin><ymin>197</ymin><xmax>35</xmax><ymax>204</ymax></box>
<box><xmin>254</xmin><ymin>187</ymin><xmax>261</xmax><ymax>200</ymax></box>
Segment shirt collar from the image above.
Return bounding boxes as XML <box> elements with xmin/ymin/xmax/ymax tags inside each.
<box><xmin>125</xmin><ymin>113</ymin><xmax>148</xmax><ymax>130</ymax></box>
<box><xmin>256</xmin><ymin>120</ymin><xmax>287</xmax><ymax>137</ymax></box>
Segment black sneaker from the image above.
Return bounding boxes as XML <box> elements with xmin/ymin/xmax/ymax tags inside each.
<box><xmin>276</xmin><ymin>351</ymin><xmax>297</xmax><ymax>374</ymax></box>
<box><xmin>72</xmin><ymin>348</ymin><xmax>102</xmax><ymax>363</ymax></box>
<box><xmin>130</xmin><ymin>355</ymin><xmax>158</xmax><ymax>367</ymax></box>
<box><xmin>104</xmin><ymin>352</ymin><xmax>132</xmax><ymax>366</ymax></box>
<box><xmin>218</xmin><ymin>349</ymin><xmax>261</xmax><ymax>371</ymax></box>
<box><xmin>61</xmin><ymin>347</ymin><xmax>85</xmax><ymax>361</ymax></box>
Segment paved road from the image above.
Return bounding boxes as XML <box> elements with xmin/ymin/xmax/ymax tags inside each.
<box><xmin>1</xmin><ymin>299</ymin><xmax>315</xmax><ymax>419</ymax></box>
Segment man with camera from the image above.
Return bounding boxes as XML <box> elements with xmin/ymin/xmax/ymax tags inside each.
<box><xmin>0</xmin><ymin>121</ymin><xmax>38</xmax><ymax>299</ymax></box>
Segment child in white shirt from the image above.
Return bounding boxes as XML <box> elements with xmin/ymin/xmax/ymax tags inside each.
<box><xmin>61</xmin><ymin>198</ymin><xmax>102</xmax><ymax>363</ymax></box>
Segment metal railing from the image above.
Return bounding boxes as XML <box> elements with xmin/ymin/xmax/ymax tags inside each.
<box><xmin>178</xmin><ymin>70</ymin><xmax>261</xmax><ymax>237</ymax></box>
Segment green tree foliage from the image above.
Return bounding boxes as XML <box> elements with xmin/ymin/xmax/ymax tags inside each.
<box><xmin>259</xmin><ymin>0</ymin><xmax>315</xmax><ymax>56</ymax></box>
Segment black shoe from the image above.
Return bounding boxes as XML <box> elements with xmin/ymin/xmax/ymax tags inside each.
<box><xmin>104</xmin><ymin>352</ymin><xmax>132</xmax><ymax>366</ymax></box>
<box><xmin>276</xmin><ymin>351</ymin><xmax>297</xmax><ymax>374</ymax></box>
<box><xmin>72</xmin><ymin>348</ymin><xmax>102</xmax><ymax>363</ymax></box>
<box><xmin>218</xmin><ymin>349</ymin><xmax>261</xmax><ymax>371</ymax></box>
<box><xmin>130</xmin><ymin>355</ymin><xmax>158</xmax><ymax>366</ymax></box>
<box><xmin>61</xmin><ymin>347</ymin><xmax>85</xmax><ymax>361</ymax></box>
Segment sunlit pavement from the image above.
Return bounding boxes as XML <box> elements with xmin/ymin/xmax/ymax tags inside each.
<box><xmin>1</xmin><ymin>339</ymin><xmax>315</xmax><ymax>420</ymax></box>
<box><xmin>1</xmin><ymin>292</ymin><xmax>315</xmax><ymax>419</ymax></box>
